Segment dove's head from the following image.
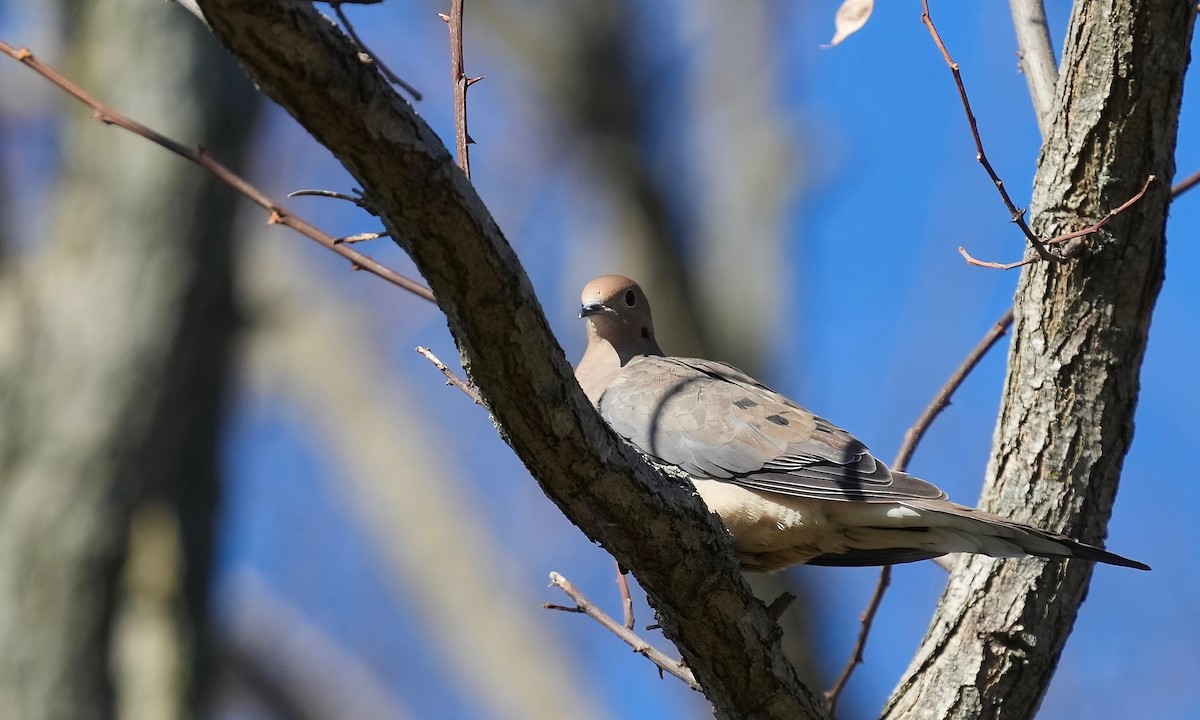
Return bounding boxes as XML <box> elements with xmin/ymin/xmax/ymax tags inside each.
<box><xmin>578</xmin><ymin>275</ymin><xmax>661</xmax><ymax>358</ymax></box>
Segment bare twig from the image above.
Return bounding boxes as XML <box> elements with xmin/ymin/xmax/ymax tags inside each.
<box><xmin>1171</xmin><ymin>167</ymin><xmax>1200</xmax><ymax>198</ymax></box>
<box><xmin>439</xmin><ymin>0</ymin><xmax>480</xmax><ymax>178</ymax></box>
<box><xmin>824</xmin><ymin>566</ymin><xmax>890</xmax><ymax>716</ymax></box>
<box><xmin>823</xmin><ymin>307</ymin><xmax>1016</xmax><ymax>714</ymax></box>
<box><xmin>415</xmin><ymin>346</ymin><xmax>483</xmax><ymax>405</ymax></box>
<box><xmin>335</xmin><ymin>231</ymin><xmax>389</xmax><ymax>245</ymax></box>
<box><xmin>614</xmin><ymin>560</ymin><xmax>635</xmax><ymax>630</ymax></box>
<box><xmin>1008</xmin><ymin>0</ymin><xmax>1059</xmax><ymax>136</ymax></box>
<box><xmin>328</xmin><ymin>1</ymin><xmax>423</xmax><ymax>100</ymax></box>
<box><xmin>921</xmin><ymin>0</ymin><xmax>1060</xmax><ymax>264</ymax></box>
<box><xmin>1045</xmin><ymin>174</ymin><xmax>1157</xmax><ymax>246</ymax></box>
<box><xmin>958</xmin><ymin>245</ymin><xmax>1037</xmax><ymax>271</ymax></box>
<box><xmin>289</xmin><ymin>188</ymin><xmax>388</xmax><ymax>245</ymax></box>
<box><xmin>942</xmin><ymin>1</ymin><xmax>1159</xmax><ymax>270</ymax></box>
<box><xmin>893</xmin><ymin>309</ymin><xmax>1016</xmax><ymax>471</ymax></box>
<box><xmin>288</xmin><ymin>188</ymin><xmax>379</xmax><ymax>214</ymax></box>
<box><xmin>0</xmin><ymin>41</ymin><xmax>436</xmax><ymax>304</ymax></box>
<box><xmin>544</xmin><ymin>572</ymin><xmax>701</xmax><ymax>692</ymax></box>
<box><xmin>960</xmin><ymin>174</ymin><xmax>1157</xmax><ymax>269</ymax></box>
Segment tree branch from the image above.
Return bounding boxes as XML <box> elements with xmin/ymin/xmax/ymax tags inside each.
<box><xmin>0</xmin><ymin>40</ymin><xmax>435</xmax><ymax>304</ymax></box>
<box><xmin>193</xmin><ymin>2</ymin><xmax>826</xmax><ymax>717</ymax></box>
<box><xmin>1172</xmin><ymin>167</ymin><xmax>1200</xmax><ymax>197</ymax></box>
<box><xmin>328</xmin><ymin>1</ymin><xmax>423</xmax><ymax>100</ymax></box>
<box><xmin>1008</xmin><ymin>0</ymin><xmax>1059</xmax><ymax>136</ymax></box>
<box><xmin>415</xmin><ymin>346</ymin><xmax>483</xmax><ymax>405</ymax></box>
<box><xmin>438</xmin><ymin>0</ymin><xmax>477</xmax><ymax>179</ymax></box>
<box><xmin>544</xmin><ymin>572</ymin><xmax>700</xmax><ymax>692</ymax></box>
<box><xmin>921</xmin><ymin>0</ymin><xmax>1061</xmax><ymax>265</ymax></box>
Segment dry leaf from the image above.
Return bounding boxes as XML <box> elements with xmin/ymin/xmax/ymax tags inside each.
<box><xmin>827</xmin><ymin>0</ymin><xmax>874</xmax><ymax>46</ymax></box>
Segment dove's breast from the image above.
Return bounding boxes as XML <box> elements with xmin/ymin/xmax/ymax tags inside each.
<box><xmin>692</xmin><ymin>479</ymin><xmax>850</xmax><ymax>571</ymax></box>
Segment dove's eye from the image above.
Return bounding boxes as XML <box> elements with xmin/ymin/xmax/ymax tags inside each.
<box><xmin>624</xmin><ymin>290</ymin><xmax>637</xmax><ymax>307</ymax></box>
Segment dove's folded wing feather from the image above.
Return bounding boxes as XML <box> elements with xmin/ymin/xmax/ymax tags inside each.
<box><xmin>598</xmin><ymin>356</ymin><xmax>946</xmax><ymax>503</ymax></box>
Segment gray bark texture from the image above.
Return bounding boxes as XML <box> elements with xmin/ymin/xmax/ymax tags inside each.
<box><xmin>883</xmin><ymin>1</ymin><xmax>1193</xmax><ymax>718</ymax></box>
<box><xmin>195</xmin><ymin>1</ymin><xmax>828</xmax><ymax>718</ymax></box>
<box><xmin>0</xmin><ymin>2</ymin><xmax>259</xmax><ymax>718</ymax></box>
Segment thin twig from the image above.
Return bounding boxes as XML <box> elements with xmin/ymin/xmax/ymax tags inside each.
<box><xmin>823</xmin><ymin>308</ymin><xmax>1016</xmax><ymax>714</ymax></box>
<box><xmin>335</xmin><ymin>231</ymin><xmax>389</xmax><ymax>245</ymax></box>
<box><xmin>824</xmin><ymin>567</ymin><xmax>890</xmax><ymax>716</ymax></box>
<box><xmin>1171</xmin><ymin>167</ymin><xmax>1200</xmax><ymax>198</ymax></box>
<box><xmin>288</xmin><ymin>188</ymin><xmax>378</xmax><ymax>214</ymax></box>
<box><xmin>1045</xmin><ymin>174</ymin><xmax>1156</xmax><ymax>246</ymax></box>
<box><xmin>614</xmin><ymin>560</ymin><xmax>636</xmax><ymax>630</ymax></box>
<box><xmin>0</xmin><ymin>41</ymin><xmax>436</xmax><ymax>304</ymax></box>
<box><xmin>329</xmin><ymin>1</ymin><xmax>423</xmax><ymax>101</ymax></box>
<box><xmin>439</xmin><ymin>0</ymin><xmax>479</xmax><ymax>179</ymax></box>
<box><xmin>545</xmin><ymin>572</ymin><xmax>701</xmax><ymax>692</ymax></box>
<box><xmin>1008</xmin><ymin>0</ymin><xmax>1059</xmax><ymax>137</ymax></box>
<box><xmin>893</xmin><ymin>309</ymin><xmax>1016</xmax><ymax>471</ymax></box>
<box><xmin>415</xmin><ymin>346</ymin><xmax>483</xmax><ymax>405</ymax></box>
<box><xmin>961</xmin><ymin>174</ymin><xmax>1158</xmax><ymax>269</ymax></box>
<box><xmin>958</xmin><ymin>245</ymin><xmax>1036</xmax><ymax>271</ymax></box>
<box><xmin>920</xmin><ymin>0</ymin><xmax>1060</xmax><ymax>264</ymax></box>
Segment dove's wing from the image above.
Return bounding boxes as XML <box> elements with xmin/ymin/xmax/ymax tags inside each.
<box><xmin>598</xmin><ymin>356</ymin><xmax>946</xmax><ymax>503</ymax></box>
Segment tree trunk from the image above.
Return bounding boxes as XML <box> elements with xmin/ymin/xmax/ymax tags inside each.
<box><xmin>0</xmin><ymin>2</ymin><xmax>259</xmax><ymax>717</ymax></box>
<box><xmin>882</xmin><ymin>2</ymin><xmax>1194</xmax><ymax>718</ymax></box>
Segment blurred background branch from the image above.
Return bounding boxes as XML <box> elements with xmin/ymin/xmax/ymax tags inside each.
<box><xmin>0</xmin><ymin>0</ymin><xmax>259</xmax><ymax>716</ymax></box>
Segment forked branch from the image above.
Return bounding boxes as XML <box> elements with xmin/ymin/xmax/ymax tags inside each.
<box><xmin>544</xmin><ymin>572</ymin><xmax>701</xmax><ymax>692</ymax></box>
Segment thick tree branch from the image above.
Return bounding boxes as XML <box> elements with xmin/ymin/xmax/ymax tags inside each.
<box><xmin>193</xmin><ymin>2</ymin><xmax>825</xmax><ymax>718</ymax></box>
<box><xmin>884</xmin><ymin>2</ymin><xmax>1194</xmax><ymax>718</ymax></box>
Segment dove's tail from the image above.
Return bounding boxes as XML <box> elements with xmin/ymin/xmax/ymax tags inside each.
<box><xmin>902</xmin><ymin>500</ymin><xmax>1149</xmax><ymax>570</ymax></box>
<box><xmin>823</xmin><ymin>499</ymin><xmax>1150</xmax><ymax>570</ymax></box>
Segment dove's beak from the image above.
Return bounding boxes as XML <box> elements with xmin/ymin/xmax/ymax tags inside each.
<box><xmin>579</xmin><ymin>302</ymin><xmax>606</xmax><ymax>319</ymax></box>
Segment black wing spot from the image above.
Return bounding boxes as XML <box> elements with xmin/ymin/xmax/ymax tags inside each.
<box><xmin>733</xmin><ymin>397</ymin><xmax>758</xmax><ymax>409</ymax></box>
<box><xmin>765</xmin><ymin>414</ymin><xmax>789</xmax><ymax>426</ymax></box>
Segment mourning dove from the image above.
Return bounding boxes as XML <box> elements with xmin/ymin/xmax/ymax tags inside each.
<box><xmin>575</xmin><ymin>275</ymin><xmax>1148</xmax><ymax>572</ymax></box>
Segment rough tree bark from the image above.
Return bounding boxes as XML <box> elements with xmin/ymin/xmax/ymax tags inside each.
<box><xmin>0</xmin><ymin>2</ymin><xmax>258</xmax><ymax>718</ymax></box>
<box><xmin>195</xmin><ymin>1</ymin><xmax>826</xmax><ymax>718</ymax></box>
<box><xmin>883</xmin><ymin>2</ymin><xmax>1194</xmax><ymax>718</ymax></box>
